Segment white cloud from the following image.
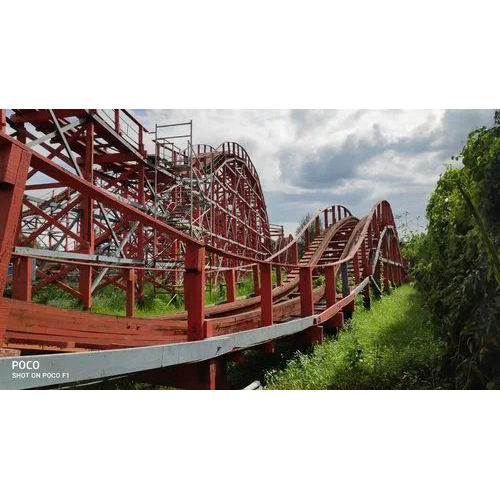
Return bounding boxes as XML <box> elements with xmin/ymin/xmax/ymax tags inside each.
<box><xmin>135</xmin><ymin>108</ymin><xmax>494</xmax><ymax>234</ymax></box>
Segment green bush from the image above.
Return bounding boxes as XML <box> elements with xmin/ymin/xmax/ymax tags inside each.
<box><xmin>413</xmin><ymin>126</ymin><xmax>500</xmax><ymax>388</ymax></box>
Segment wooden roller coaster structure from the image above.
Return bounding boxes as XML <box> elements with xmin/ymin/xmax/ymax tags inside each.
<box><xmin>0</xmin><ymin>109</ymin><xmax>407</xmax><ymax>389</ymax></box>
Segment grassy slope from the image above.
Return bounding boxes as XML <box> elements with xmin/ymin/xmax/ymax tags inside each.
<box><xmin>265</xmin><ymin>284</ymin><xmax>445</xmax><ymax>389</ymax></box>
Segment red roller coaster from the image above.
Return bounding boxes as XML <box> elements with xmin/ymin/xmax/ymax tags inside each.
<box><xmin>0</xmin><ymin>109</ymin><xmax>407</xmax><ymax>389</ymax></box>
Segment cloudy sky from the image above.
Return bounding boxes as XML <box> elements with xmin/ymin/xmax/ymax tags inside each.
<box><xmin>136</xmin><ymin>109</ymin><xmax>494</xmax><ymax>236</ymax></box>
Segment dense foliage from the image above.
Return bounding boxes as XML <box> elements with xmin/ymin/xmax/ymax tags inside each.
<box><xmin>410</xmin><ymin>126</ymin><xmax>500</xmax><ymax>388</ymax></box>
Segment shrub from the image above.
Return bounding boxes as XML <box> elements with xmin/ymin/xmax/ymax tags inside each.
<box><xmin>413</xmin><ymin>126</ymin><xmax>500</xmax><ymax>388</ymax></box>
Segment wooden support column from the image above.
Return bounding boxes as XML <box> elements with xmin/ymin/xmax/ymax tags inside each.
<box><xmin>324</xmin><ymin>264</ymin><xmax>343</xmax><ymax>330</ymax></box>
<box><xmin>361</xmin><ymin>242</ymin><xmax>370</xmax><ymax>309</ymax></box>
<box><xmin>304</xmin><ymin>227</ymin><xmax>310</xmax><ymax>252</ymax></box>
<box><xmin>139</xmin><ymin>357</ymin><xmax>227</xmax><ymax>390</ymax></box>
<box><xmin>331</xmin><ymin>206</ymin><xmax>336</xmax><ymax>225</ymax></box>
<box><xmin>373</xmin><ymin>213</ymin><xmax>380</xmax><ymax>239</ymax></box>
<box><xmin>315</xmin><ymin>216</ymin><xmax>321</xmax><ymax>237</ymax></box>
<box><xmin>299</xmin><ymin>267</ymin><xmax>314</xmax><ymax>317</ymax></box>
<box><xmin>137</xmin><ymin>163</ymin><xmax>145</xmax><ymax>304</ymax></box>
<box><xmin>114</xmin><ymin>109</ymin><xmax>121</xmax><ymax>134</ymax></box>
<box><xmin>324</xmin><ymin>265</ymin><xmax>336</xmax><ymax>308</ymax></box>
<box><xmin>79</xmin><ymin>120</ymin><xmax>94</xmax><ymax>309</ymax></box>
<box><xmin>0</xmin><ymin>110</ymin><xmax>6</xmax><ymax>134</ymax></box>
<box><xmin>352</xmin><ymin>251</ymin><xmax>360</xmax><ymax>285</ymax></box>
<box><xmin>276</xmin><ymin>264</ymin><xmax>282</xmax><ymax>286</ymax></box>
<box><xmin>12</xmin><ymin>256</ymin><xmax>32</xmax><ymax>302</ymax></box>
<box><xmin>383</xmin><ymin>261</ymin><xmax>390</xmax><ymax>293</ymax></box>
<box><xmin>298</xmin><ymin>266</ymin><xmax>323</xmax><ymax>345</ymax></box>
<box><xmin>340</xmin><ymin>262</ymin><xmax>354</xmax><ymax>320</ymax></box>
<box><xmin>361</xmin><ymin>240</ymin><xmax>369</xmax><ymax>275</ymax></box>
<box><xmin>252</xmin><ymin>264</ymin><xmax>260</xmax><ymax>296</ymax></box>
<box><xmin>373</xmin><ymin>261</ymin><xmax>382</xmax><ymax>299</ymax></box>
<box><xmin>260</xmin><ymin>263</ymin><xmax>273</xmax><ymax>326</ymax></box>
<box><xmin>260</xmin><ymin>262</ymin><xmax>274</xmax><ymax>353</ymax></box>
<box><xmin>224</xmin><ymin>268</ymin><xmax>236</xmax><ymax>303</ymax></box>
<box><xmin>324</xmin><ymin>209</ymin><xmax>329</xmax><ymax>229</ymax></box>
<box><xmin>126</xmin><ymin>269</ymin><xmax>135</xmax><ymax>317</ymax></box>
<box><xmin>172</xmin><ymin>239</ymin><xmax>179</xmax><ymax>285</ymax></box>
<box><xmin>367</xmin><ymin>224</ymin><xmax>373</xmax><ymax>250</ymax></box>
<box><xmin>0</xmin><ymin>139</ymin><xmax>31</xmax><ymax>338</ymax></box>
<box><xmin>291</xmin><ymin>241</ymin><xmax>299</xmax><ymax>265</ymax></box>
<box><xmin>184</xmin><ymin>244</ymin><xmax>206</xmax><ymax>341</ymax></box>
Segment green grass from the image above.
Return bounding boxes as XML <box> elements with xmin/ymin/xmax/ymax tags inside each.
<box><xmin>30</xmin><ymin>274</ymin><xmax>259</xmax><ymax>317</ymax></box>
<box><xmin>265</xmin><ymin>284</ymin><xmax>446</xmax><ymax>389</ymax></box>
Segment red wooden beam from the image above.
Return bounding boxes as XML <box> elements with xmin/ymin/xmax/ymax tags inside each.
<box><xmin>10</xmin><ymin>109</ymin><xmax>84</xmax><ymax>124</ymax></box>
<box><xmin>12</xmin><ymin>256</ymin><xmax>32</xmax><ymax>302</ymax></box>
<box><xmin>299</xmin><ymin>267</ymin><xmax>314</xmax><ymax>317</ymax></box>
<box><xmin>260</xmin><ymin>263</ymin><xmax>273</xmax><ymax>327</ymax></box>
<box><xmin>260</xmin><ymin>262</ymin><xmax>274</xmax><ymax>353</ymax></box>
<box><xmin>184</xmin><ymin>244</ymin><xmax>206</xmax><ymax>341</ymax></box>
<box><xmin>126</xmin><ymin>269</ymin><xmax>136</xmax><ymax>317</ymax></box>
<box><xmin>224</xmin><ymin>268</ymin><xmax>236</xmax><ymax>303</ymax></box>
<box><xmin>0</xmin><ymin>110</ymin><xmax>6</xmax><ymax>134</ymax></box>
<box><xmin>324</xmin><ymin>265</ymin><xmax>336</xmax><ymax>308</ymax></box>
<box><xmin>80</xmin><ymin>120</ymin><xmax>94</xmax><ymax>308</ymax></box>
<box><xmin>0</xmin><ymin>141</ymin><xmax>31</xmax><ymax>337</ymax></box>
<box><xmin>252</xmin><ymin>264</ymin><xmax>260</xmax><ymax>296</ymax></box>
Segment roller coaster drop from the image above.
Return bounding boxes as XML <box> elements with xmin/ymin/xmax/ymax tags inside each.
<box><xmin>0</xmin><ymin>109</ymin><xmax>407</xmax><ymax>389</ymax></box>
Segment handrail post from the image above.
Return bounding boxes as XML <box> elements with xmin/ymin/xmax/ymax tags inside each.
<box><xmin>0</xmin><ymin>109</ymin><xmax>6</xmax><ymax>133</ymax></box>
<box><xmin>361</xmin><ymin>241</ymin><xmax>371</xmax><ymax>309</ymax></box>
<box><xmin>299</xmin><ymin>266</ymin><xmax>323</xmax><ymax>344</ymax></box>
<box><xmin>292</xmin><ymin>241</ymin><xmax>299</xmax><ymax>265</ymax></box>
<box><xmin>340</xmin><ymin>262</ymin><xmax>349</xmax><ymax>297</ymax></box>
<box><xmin>325</xmin><ymin>264</ymin><xmax>344</xmax><ymax>330</ymax></box>
<box><xmin>114</xmin><ymin>109</ymin><xmax>121</xmax><ymax>134</ymax></box>
<box><xmin>138</xmin><ymin>125</ymin><xmax>144</xmax><ymax>156</ymax></box>
<box><xmin>361</xmin><ymin>239</ymin><xmax>369</xmax><ymax>275</ymax></box>
<box><xmin>299</xmin><ymin>267</ymin><xmax>314</xmax><ymax>316</ymax></box>
<box><xmin>276</xmin><ymin>264</ymin><xmax>282</xmax><ymax>286</ymax></box>
<box><xmin>373</xmin><ymin>212</ymin><xmax>380</xmax><ymax>239</ymax></box>
<box><xmin>353</xmin><ymin>251</ymin><xmax>360</xmax><ymax>285</ymax></box>
<box><xmin>324</xmin><ymin>265</ymin><xmax>336</xmax><ymax>308</ymax></box>
<box><xmin>315</xmin><ymin>215</ymin><xmax>321</xmax><ymax>236</ymax></box>
<box><xmin>324</xmin><ymin>209</ymin><xmax>328</xmax><ymax>229</ymax></box>
<box><xmin>184</xmin><ymin>244</ymin><xmax>206</xmax><ymax>341</ymax></box>
<box><xmin>252</xmin><ymin>264</ymin><xmax>260</xmax><ymax>296</ymax></box>
<box><xmin>305</xmin><ymin>227</ymin><xmax>310</xmax><ymax>252</ymax></box>
<box><xmin>260</xmin><ymin>263</ymin><xmax>273</xmax><ymax>326</ymax></box>
<box><xmin>224</xmin><ymin>268</ymin><xmax>236</xmax><ymax>303</ymax></box>
<box><xmin>331</xmin><ymin>205</ymin><xmax>336</xmax><ymax>225</ymax></box>
<box><xmin>12</xmin><ymin>255</ymin><xmax>33</xmax><ymax>302</ymax></box>
<box><xmin>383</xmin><ymin>251</ymin><xmax>390</xmax><ymax>293</ymax></box>
<box><xmin>260</xmin><ymin>262</ymin><xmax>274</xmax><ymax>353</ymax></box>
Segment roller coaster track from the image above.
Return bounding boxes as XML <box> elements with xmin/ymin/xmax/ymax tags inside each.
<box><xmin>0</xmin><ymin>109</ymin><xmax>407</xmax><ymax>389</ymax></box>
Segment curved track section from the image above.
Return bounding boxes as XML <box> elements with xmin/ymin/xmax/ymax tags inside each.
<box><xmin>0</xmin><ymin>109</ymin><xmax>408</xmax><ymax>389</ymax></box>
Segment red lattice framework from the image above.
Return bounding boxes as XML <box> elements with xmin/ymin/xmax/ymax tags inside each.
<box><xmin>1</xmin><ymin>109</ymin><xmax>272</xmax><ymax>307</ymax></box>
<box><xmin>0</xmin><ymin>108</ymin><xmax>408</xmax><ymax>389</ymax></box>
